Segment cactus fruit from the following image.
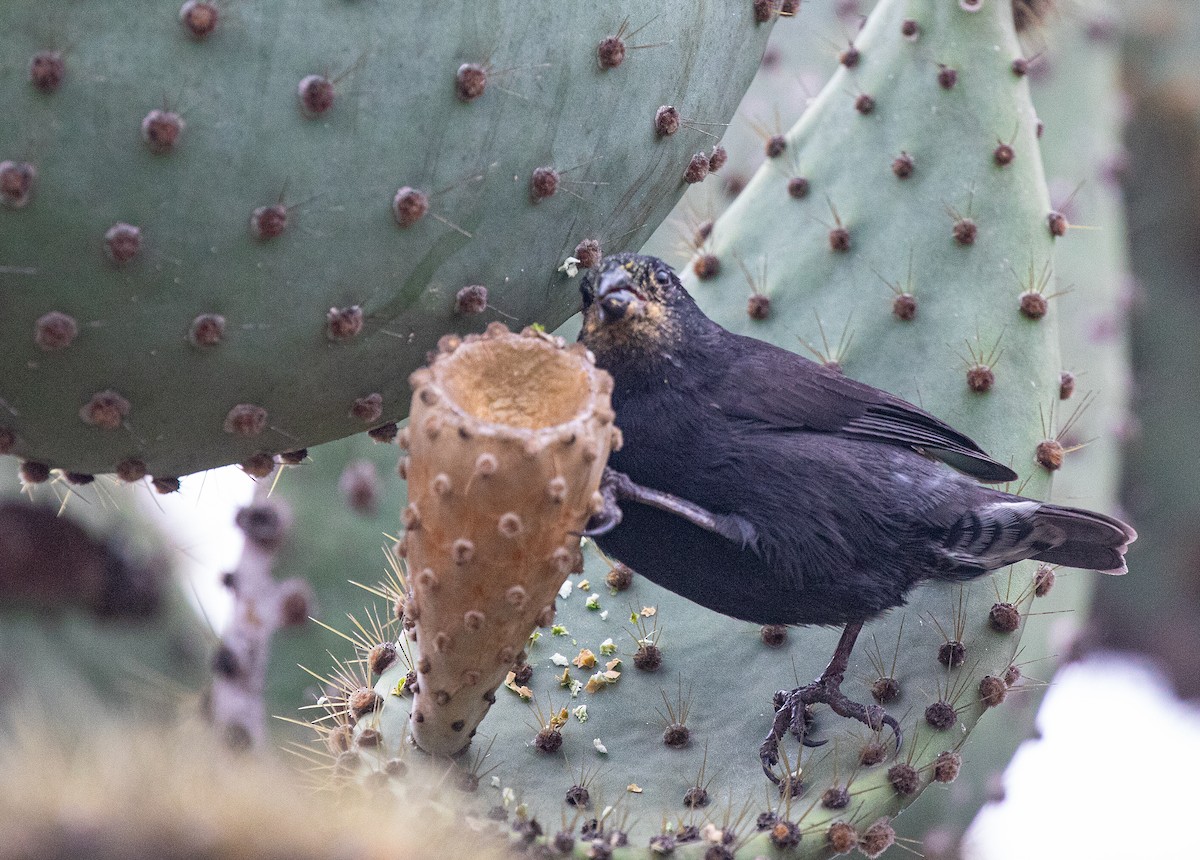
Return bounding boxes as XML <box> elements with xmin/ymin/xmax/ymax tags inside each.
<box><xmin>309</xmin><ymin>0</ymin><xmax>1089</xmax><ymax>853</ymax></box>
<box><xmin>401</xmin><ymin>324</ymin><xmax>616</xmax><ymax>754</ymax></box>
<box><xmin>0</xmin><ymin>2</ymin><xmax>775</xmax><ymax>481</ymax></box>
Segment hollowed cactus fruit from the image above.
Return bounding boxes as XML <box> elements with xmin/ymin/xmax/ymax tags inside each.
<box><xmin>400</xmin><ymin>323</ymin><xmax>617</xmax><ymax>754</ymax></box>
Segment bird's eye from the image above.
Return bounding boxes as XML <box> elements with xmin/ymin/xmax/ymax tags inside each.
<box><xmin>653</xmin><ymin>268</ymin><xmax>671</xmax><ymax>288</ymax></box>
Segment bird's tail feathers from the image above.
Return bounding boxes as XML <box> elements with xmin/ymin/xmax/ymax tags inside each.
<box><xmin>1029</xmin><ymin>503</ymin><xmax>1136</xmax><ymax>574</ymax></box>
<box><xmin>940</xmin><ymin>500</ymin><xmax>1136</xmax><ymax>576</ymax></box>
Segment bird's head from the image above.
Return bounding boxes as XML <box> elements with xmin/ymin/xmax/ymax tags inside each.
<box><xmin>578</xmin><ymin>253</ymin><xmax>697</xmax><ymax>366</ymax></box>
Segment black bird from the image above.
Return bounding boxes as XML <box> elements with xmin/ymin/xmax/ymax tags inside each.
<box><xmin>577</xmin><ymin>252</ymin><xmax>1135</xmax><ymax>780</ymax></box>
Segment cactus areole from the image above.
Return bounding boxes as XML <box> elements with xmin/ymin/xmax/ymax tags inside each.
<box><xmin>400</xmin><ymin>325</ymin><xmax>617</xmax><ymax>755</ymax></box>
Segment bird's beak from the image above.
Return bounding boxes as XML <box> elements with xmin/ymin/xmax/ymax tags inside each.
<box><xmin>595</xmin><ymin>268</ymin><xmax>646</xmax><ymax>324</ymax></box>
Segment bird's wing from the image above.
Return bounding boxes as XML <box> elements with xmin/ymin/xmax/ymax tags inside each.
<box><xmin>714</xmin><ymin>336</ymin><xmax>1018</xmax><ymax>483</ymax></box>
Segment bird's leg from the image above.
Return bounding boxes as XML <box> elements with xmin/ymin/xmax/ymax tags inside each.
<box><xmin>758</xmin><ymin>620</ymin><xmax>902</xmax><ymax>783</ymax></box>
<box><xmin>580</xmin><ymin>468</ymin><xmax>757</xmax><ymax>546</ymax></box>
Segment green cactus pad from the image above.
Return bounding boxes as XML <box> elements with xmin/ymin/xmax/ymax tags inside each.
<box><xmin>0</xmin><ymin>1</ymin><xmax>774</xmax><ymax>479</ymax></box>
<box><xmin>317</xmin><ymin>0</ymin><xmax>1076</xmax><ymax>855</ymax></box>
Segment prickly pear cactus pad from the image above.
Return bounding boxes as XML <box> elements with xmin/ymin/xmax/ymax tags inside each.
<box><xmin>315</xmin><ymin>1</ymin><xmax>1073</xmax><ymax>855</ymax></box>
<box><xmin>0</xmin><ymin>2</ymin><xmax>775</xmax><ymax>480</ymax></box>
<box><xmin>400</xmin><ymin>324</ymin><xmax>616</xmax><ymax>755</ymax></box>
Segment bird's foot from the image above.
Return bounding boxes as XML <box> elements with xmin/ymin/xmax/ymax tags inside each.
<box><xmin>758</xmin><ymin>673</ymin><xmax>902</xmax><ymax>783</ymax></box>
<box><xmin>579</xmin><ymin>467</ymin><xmax>758</xmax><ymax>547</ymax></box>
<box><xmin>579</xmin><ymin>468</ymin><xmax>627</xmax><ymax>537</ymax></box>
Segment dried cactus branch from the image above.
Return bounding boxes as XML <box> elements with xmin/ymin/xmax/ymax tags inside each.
<box><xmin>205</xmin><ymin>475</ymin><xmax>311</xmax><ymax>749</ymax></box>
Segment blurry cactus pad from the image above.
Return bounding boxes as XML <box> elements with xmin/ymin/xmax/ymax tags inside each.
<box><xmin>400</xmin><ymin>323</ymin><xmax>617</xmax><ymax>755</ymax></box>
<box><xmin>0</xmin><ymin>1</ymin><xmax>776</xmax><ymax>479</ymax></box>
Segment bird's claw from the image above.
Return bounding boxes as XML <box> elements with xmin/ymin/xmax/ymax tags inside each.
<box><xmin>578</xmin><ymin>509</ymin><xmax>621</xmax><ymax>538</ymax></box>
<box><xmin>759</xmin><ymin>676</ymin><xmax>903</xmax><ymax>782</ymax></box>
<box><xmin>575</xmin><ymin>469</ymin><xmax>625</xmax><ymax>537</ymax></box>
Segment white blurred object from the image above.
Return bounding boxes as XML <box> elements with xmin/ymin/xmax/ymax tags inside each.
<box><xmin>966</xmin><ymin>653</ymin><xmax>1200</xmax><ymax>860</ymax></box>
<box><xmin>136</xmin><ymin>465</ymin><xmax>254</xmax><ymax>633</ymax></box>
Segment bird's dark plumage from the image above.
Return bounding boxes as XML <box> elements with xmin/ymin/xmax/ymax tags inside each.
<box><xmin>578</xmin><ymin>253</ymin><xmax>1135</xmax><ymax>628</ymax></box>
